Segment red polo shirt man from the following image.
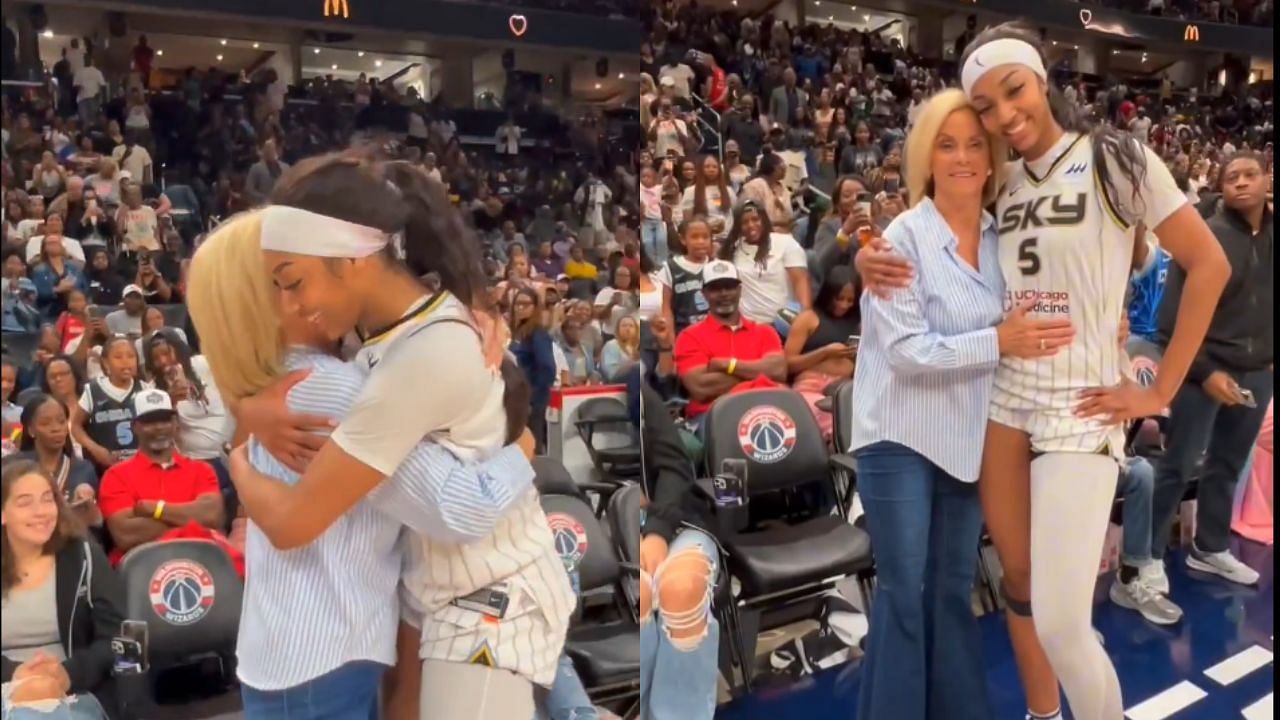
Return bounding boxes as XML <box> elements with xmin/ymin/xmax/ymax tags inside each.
<box><xmin>98</xmin><ymin>389</ymin><xmax>227</xmax><ymax>567</ymax></box>
<box><xmin>674</xmin><ymin>260</ymin><xmax>787</xmax><ymax>419</ymax></box>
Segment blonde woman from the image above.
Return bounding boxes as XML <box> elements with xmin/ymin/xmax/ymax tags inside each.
<box><xmin>601</xmin><ymin>315</ymin><xmax>640</xmax><ymax>382</ymax></box>
<box><xmin>198</xmin><ymin>153</ymin><xmax>574</xmax><ymax>720</ymax></box>
<box><xmin>185</xmin><ymin>209</ymin><xmax>543</xmax><ymax>719</ymax></box>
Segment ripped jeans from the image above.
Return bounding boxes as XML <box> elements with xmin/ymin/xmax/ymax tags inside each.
<box><xmin>639</xmin><ymin>528</ymin><xmax>721</xmax><ymax>720</ymax></box>
<box><xmin>1</xmin><ymin>693</ymin><xmax>106</xmax><ymax>720</ymax></box>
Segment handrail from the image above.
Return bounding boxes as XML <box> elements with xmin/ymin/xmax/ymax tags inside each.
<box><xmin>689</xmin><ymin>91</ymin><xmax>724</xmax><ymax>163</ymax></box>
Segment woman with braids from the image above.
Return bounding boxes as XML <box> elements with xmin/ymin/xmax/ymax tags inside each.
<box><xmin>718</xmin><ymin>200</ymin><xmax>811</xmax><ymax>335</ymax></box>
<box><xmin>193</xmin><ymin>151</ymin><xmax>573</xmax><ymax>720</ymax></box>
<box><xmin>680</xmin><ymin>155</ymin><xmax>736</xmax><ymax>242</ymax></box>
<box><xmin>856</xmin><ymin>21</ymin><xmax>1230</xmax><ymax>720</ymax></box>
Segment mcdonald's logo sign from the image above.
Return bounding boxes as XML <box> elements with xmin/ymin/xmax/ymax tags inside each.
<box><xmin>324</xmin><ymin>0</ymin><xmax>349</xmax><ymax>18</ymax></box>
<box><xmin>1184</xmin><ymin>24</ymin><xmax>1199</xmax><ymax>41</ymax></box>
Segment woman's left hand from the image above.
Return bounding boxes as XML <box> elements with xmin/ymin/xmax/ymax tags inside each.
<box><xmin>1075</xmin><ymin>379</ymin><xmax>1166</xmax><ymax>424</ymax></box>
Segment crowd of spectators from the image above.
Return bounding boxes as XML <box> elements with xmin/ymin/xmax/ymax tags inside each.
<box><xmin>1086</xmin><ymin>0</ymin><xmax>1274</xmax><ymax>25</ymax></box>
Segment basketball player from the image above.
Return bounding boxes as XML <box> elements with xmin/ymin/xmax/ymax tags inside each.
<box><xmin>857</xmin><ymin>22</ymin><xmax>1231</xmax><ymax>720</ymax></box>
<box><xmin>223</xmin><ymin>153</ymin><xmax>574</xmax><ymax>720</ymax></box>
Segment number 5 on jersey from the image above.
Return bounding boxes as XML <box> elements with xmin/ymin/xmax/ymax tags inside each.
<box><xmin>1018</xmin><ymin>237</ymin><xmax>1041</xmax><ymax>276</ymax></box>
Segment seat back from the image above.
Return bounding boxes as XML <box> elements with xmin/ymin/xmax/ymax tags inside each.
<box><xmin>704</xmin><ymin>388</ymin><xmax>830</xmax><ymax>496</ymax></box>
<box><xmin>575</xmin><ymin>397</ymin><xmax>631</xmax><ymax>427</ymax></box>
<box><xmin>606</xmin><ymin>483</ymin><xmax>642</xmax><ymax>564</ymax></box>
<box><xmin>532</xmin><ymin>455</ymin><xmax>584</xmax><ymax>498</ymax></box>
<box><xmin>540</xmin><ymin>492</ymin><xmax>619</xmax><ymax>595</ymax></box>
<box><xmin>830</xmin><ymin>379</ymin><xmax>855</xmax><ymax>454</ymax></box>
<box><xmin>118</xmin><ymin>540</ymin><xmax>243</xmax><ymax>665</ymax></box>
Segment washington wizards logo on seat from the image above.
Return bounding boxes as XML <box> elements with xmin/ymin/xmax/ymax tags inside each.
<box><xmin>547</xmin><ymin>513</ymin><xmax>589</xmax><ymax>569</ymax></box>
<box><xmin>738</xmin><ymin>406</ymin><xmax>798</xmax><ymax>464</ymax></box>
<box><xmin>149</xmin><ymin>560</ymin><xmax>216</xmax><ymax>626</ymax></box>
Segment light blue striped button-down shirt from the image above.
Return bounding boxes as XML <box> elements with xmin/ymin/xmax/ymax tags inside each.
<box><xmin>848</xmin><ymin>198</ymin><xmax>1005</xmax><ymax>483</ymax></box>
<box><xmin>236</xmin><ymin>347</ymin><xmax>535</xmax><ymax>691</ymax></box>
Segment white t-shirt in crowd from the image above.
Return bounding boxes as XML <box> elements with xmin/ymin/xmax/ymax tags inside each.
<box><xmin>593</xmin><ymin>287</ymin><xmax>635</xmax><ymax>336</ymax></box>
<box><xmin>25</xmin><ymin>236</ymin><xmax>85</xmax><ymax>265</ymax></box>
<box><xmin>496</xmin><ymin>124</ymin><xmax>522</xmax><ymax>155</ymax></box>
<box><xmin>66</xmin><ymin>45</ymin><xmax>85</xmax><ymax>73</ymax></box>
<box><xmin>173</xmin><ymin>355</ymin><xmax>236</xmax><ymax>460</ymax></box>
<box><xmin>407</xmin><ymin>113</ymin><xmax>428</xmax><ymax>141</ymax></box>
<box><xmin>653</xmin><ymin>118</ymin><xmax>688</xmax><ymax>159</ymax></box>
<box><xmin>658</xmin><ymin>64</ymin><xmax>696</xmax><ymax>98</ymax></box>
<box><xmin>73</xmin><ymin>65</ymin><xmax>106</xmax><ymax>101</ymax></box>
<box><xmin>112</xmin><ymin>144</ymin><xmax>152</xmax><ymax>183</ymax></box>
<box><xmin>732</xmin><ymin>232</ymin><xmax>808</xmax><ymax>324</ymax></box>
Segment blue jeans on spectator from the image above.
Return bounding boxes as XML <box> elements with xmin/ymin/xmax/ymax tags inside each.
<box><xmin>535</xmin><ymin>654</ymin><xmax>598</xmax><ymax>720</ymax></box>
<box><xmin>1151</xmin><ymin>369</ymin><xmax>1274</xmax><ymax>558</ymax></box>
<box><xmin>1117</xmin><ymin>457</ymin><xmax>1157</xmax><ymax>566</ymax></box>
<box><xmin>1</xmin><ymin>694</ymin><xmax>105</xmax><ymax>720</ymax></box>
<box><xmin>639</xmin><ymin>528</ymin><xmax>721</xmax><ymax>720</ymax></box>
<box><xmin>854</xmin><ymin>441</ymin><xmax>991</xmax><ymax>720</ymax></box>
<box><xmin>241</xmin><ymin>660</ymin><xmax>384</xmax><ymax>720</ymax></box>
<box><xmin>641</xmin><ymin>219</ymin><xmax>668</xmax><ymax>265</ymax></box>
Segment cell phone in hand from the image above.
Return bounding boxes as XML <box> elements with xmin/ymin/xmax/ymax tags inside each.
<box><xmin>884</xmin><ymin>177</ymin><xmax>900</xmax><ymax>195</ymax></box>
<box><xmin>847</xmin><ymin>334</ymin><xmax>861</xmax><ymax>352</ymax></box>
<box><xmin>1238</xmin><ymin>387</ymin><xmax>1258</xmax><ymax>408</ymax></box>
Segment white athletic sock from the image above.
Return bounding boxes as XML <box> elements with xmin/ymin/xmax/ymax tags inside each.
<box><xmin>1029</xmin><ymin>452</ymin><xmax>1125</xmax><ymax>720</ymax></box>
<box><xmin>1027</xmin><ymin>711</ymin><xmax>1063</xmax><ymax>720</ymax></box>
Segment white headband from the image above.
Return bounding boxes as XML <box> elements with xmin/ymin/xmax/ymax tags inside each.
<box><xmin>961</xmin><ymin>38</ymin><xmax>1047</xmax><ymax>100</ymax></box>
<box><xmin>259</xmin><ymin>205</ymin><xmax>391</xmax><ymax>258</ymax></box>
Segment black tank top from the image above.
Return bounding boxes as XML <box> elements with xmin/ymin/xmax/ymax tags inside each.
<box><xmin>667</xmin><ymin>257</ymin><xmax>710</xmax><ymax>334</ymax></box>
<box><xmin>86</xmin><ymin>379</ymin><xmax>141</xmax><ymax>454</ymax></box>
<box><xmin>801</xmin><ymin>310</ymin><xmax>860</xmax><ymax>355</ymax></box>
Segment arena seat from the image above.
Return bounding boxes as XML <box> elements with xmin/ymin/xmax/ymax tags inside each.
<box><xmin>575</xmin><ymin>397</ymin><xmax>641</xmax><ymax>482</ymax></box>
<box><xmin>3</xmin><ymin>331</ymin><xmax>39</xmax><ymax>369</ymax></box>
<box><xmin>531</xmin><ymin>454</ymin><xmax>625</xmax><ymax>517</ymax></box>
<box><xmin>539</xmin><ymin>489</ymin><xmax>641</xmax><ymax>715</ymax></box>
<box><xmin>701</xmin><ymin>388</ymin><xmax>874</xmax><ymax>690</ymax></box>
<box><xmin>155</xmin><ymin>304</ymin><xmax>189</xmax><ymax>333</ymax></box>
<box><xmin>118</xmin><ymin>539</ymin><xmax>243</xmax><ymax>687</ymax></box>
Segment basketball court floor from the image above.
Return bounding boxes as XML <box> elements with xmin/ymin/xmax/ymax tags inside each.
<box><xmin>716</xmin><ymin>539</ymin><xmax>1274</xmax><ymax>720</ymax></box>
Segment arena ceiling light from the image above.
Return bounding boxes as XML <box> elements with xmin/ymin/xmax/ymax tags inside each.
<box><xmin>220</xmin><ymin>39</ymin><xmax>227</xmax><ymax>46</ymax></box>
<box><xmin>618</xmin><ymin>72</ymin><xmax>625</xmax><ymax>79</ymax></box>
<box><xmin>216</xmin><ymin>54</ymin><xmax>224</xmax><ymax>61</ymax></box>
<box><xmin>156</xmin><ymin>49</ymin><xmax>164</xmax><ymax>56</ymax></box>
<box><xmin>374</xmin><ymin>59</ymin><xmax>383</xmax><ymax>67</ymax></box>
<box><xmin>314</xmin><ymin>48</ymin><xmax>321</xmax><ymax>54</ymax></box>
<box><xmin>253</xmin><ymin>42</ymin><xmax>260</xmax><ymax>49</ymax></box>
<box><xmin>594</xmin><ymin>82</ymin><xmax>602</xmax><ymax>89</ymax></box>
<box><xmin>358</xmin><ymin>51</ymin><xmax>365</xmax><ymax>57</ymax></box>
<box><xmin>42</xmin><ymin>29</ymin><xmax>53</xmax><ymax>38</ymax></box>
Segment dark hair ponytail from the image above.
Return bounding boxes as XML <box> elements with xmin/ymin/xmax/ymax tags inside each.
<box><xmin>961</xmin><ymin>21</ymin><xmax>1149</xmax><ymax>222</ymax></box>
<box><xmin>380</xmin><ymin>161</ymin><xmax>489</xmax><ymax>311</ymax></box>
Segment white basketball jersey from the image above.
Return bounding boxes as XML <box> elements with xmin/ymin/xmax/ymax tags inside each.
<box><xmin>358</xmin><ymin>293</ymin><xmax>574</xmax><ymax>686</ymax></box>
<box><xmin>989</xmin><ymin>133</ymin><xmax>1129</xmax><ymax>457</ymax></box>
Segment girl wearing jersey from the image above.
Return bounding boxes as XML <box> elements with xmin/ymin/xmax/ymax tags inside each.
<box><xmin>962</xmin><ymin>24</ymin><xmax>1228</xmax><ymax>719</ymax></box>
<box><xmin>861</xmin><ymin>23</ymin><xmax>1229</xmax><ymax>720</ymax></box>
<box><xmin>186</xmin><ymin>209</ymin><xmax>537</xmax><ymax>719</ymax></box>
<box><xmin>70</xmin><ymin>337</ymin><xmax>147</xmax><ymax>472</ymax></box>
<box><xmin>657</xmin><ymin>216</ymin><xmax>712</xmax><ymax>335</ymax></box>
<box><xmin>220</xmin><ymin>153</ymin><xmax>574</xmax><ymax>720</ymax></box>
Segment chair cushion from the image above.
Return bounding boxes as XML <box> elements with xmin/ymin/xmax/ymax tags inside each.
<box><xmin>565</xmin><ymin>621</ymin><xmax>642</xmax><ymax>687</ymax></box>
<box><xmin>722</xmin><ymin>515</ymin><xmax>873</xmax><ymax>597</ymax></box>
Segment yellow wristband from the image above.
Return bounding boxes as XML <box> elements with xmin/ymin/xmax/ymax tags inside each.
<box><xmin>153</xmin><ymin>500</ymin><xmax>166</xmax><ymax>521</ymax></box>
<box><xmin>727</xmin><ymin>358</ymin><xmax>738</xmax><ymax>376</ymax></box>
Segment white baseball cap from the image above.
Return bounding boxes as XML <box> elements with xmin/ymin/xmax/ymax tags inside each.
<box><xmin>702</xmin><ymin>260</ymin><xmax>740</xmax><ymax>286</ymax></box>
<box><xmin>133</xmin><ymin>389</ymin><xmax>176</xmax><ymax>421</ymax></box>
<box><xmin>122</xmin><ymin>284</ymin><xmax>145</xmax><ymax>298</ymax></box>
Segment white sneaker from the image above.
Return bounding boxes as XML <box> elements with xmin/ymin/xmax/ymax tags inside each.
<box><xmin>1140</xmin><ymin>561</ymin><xmax>1170</xmax><ymax>595</ymax></box>
<box><xmin>1110</xmin><ymin>576</ymin><xmax>1185</xmax><ymax>626</ymax></box>
<box><xmin>1186</xmin><ymin>545</ymin><xmax>1260</xmax><ymax>586</ymax></box>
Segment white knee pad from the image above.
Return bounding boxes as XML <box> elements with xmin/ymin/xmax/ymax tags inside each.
<box><xmin>655</xmin><ymin>548</ymin><xmax>715</xmax><ymax>652</ymax></box>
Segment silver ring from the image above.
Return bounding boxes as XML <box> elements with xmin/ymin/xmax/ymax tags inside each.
<box><xmin>1039</xmin><ymin>339</ymin><xmax>1046</xmax><ymax>351</ymax></box>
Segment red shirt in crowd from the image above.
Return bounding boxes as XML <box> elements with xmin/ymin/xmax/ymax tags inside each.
<box><xmin>708</xmin><ymin>66</ymin><xmax>729</xmax><ymax>112</ymax></box>
<box><xmin>98</xmin><ymin>452</ymin><xmax>222</xmax><ymax>566</ymax></box>
<box><xmin>55</xmin><ymin>312</ymin><xmax>86</xmax><ymax>353</ymax></box>
<box><xmin>674</xmin><ymin>314</ymin><xmax>783</xmax><ymax>418</ymax></box>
